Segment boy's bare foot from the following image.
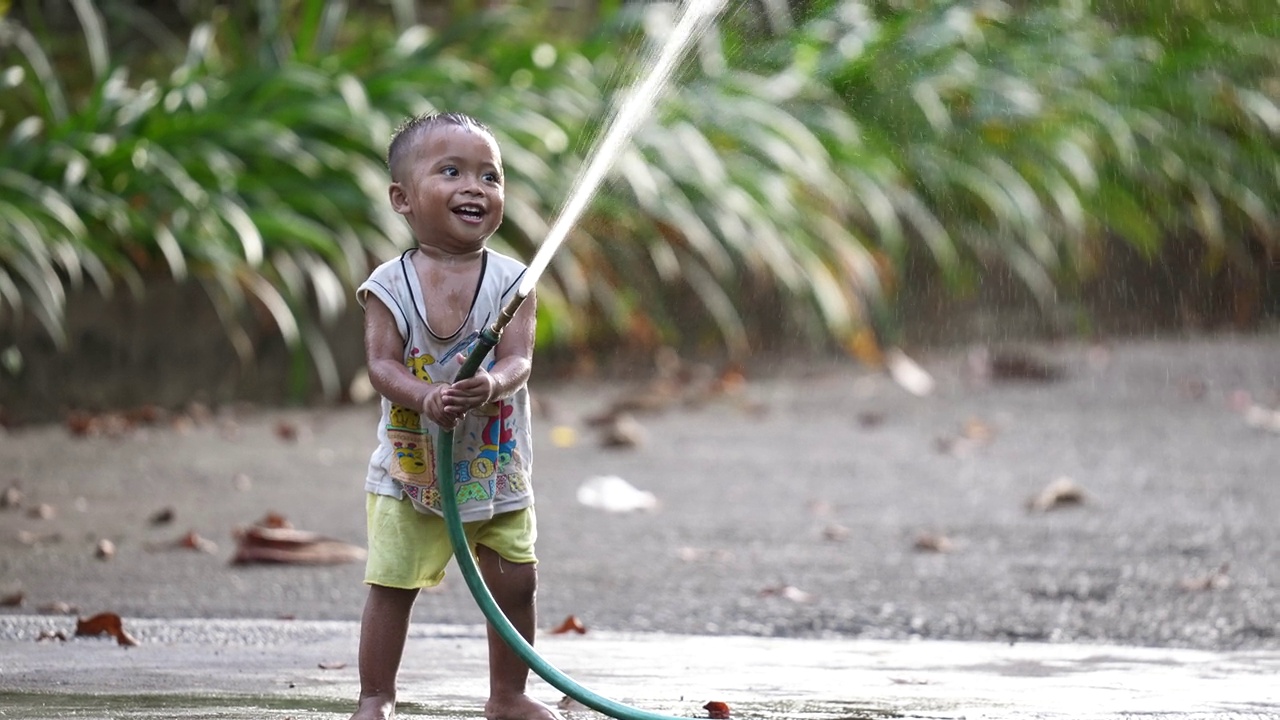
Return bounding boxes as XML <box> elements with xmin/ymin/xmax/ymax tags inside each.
<box><xmin>349</xmin><ymin>695</ymin><xmax>396</xmax><ymax>720</ymax></box>
<box><xmin>484</xmin><ymin>694</ymin><xmax>565</xmax><ymax>720</ymax></box>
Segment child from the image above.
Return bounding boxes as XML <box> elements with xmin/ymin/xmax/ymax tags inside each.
<box><xmin>351</xmin><ymin>112</ymin><xmax>559</xmax><ymax>720</ymax></box>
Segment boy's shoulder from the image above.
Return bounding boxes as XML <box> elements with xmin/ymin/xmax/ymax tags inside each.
<box><xmin>367</xmin><ymin>249</ymin><xmax>411</xmax><ymax>280</ymax></box>
<box><xmin>484</xmin><ymin>247</ymin><xmax>527</xmax><ymax>272</ymax></box>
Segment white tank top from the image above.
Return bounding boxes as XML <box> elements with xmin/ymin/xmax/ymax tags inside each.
<box><xmin>357</xmin><ymin>248</ymin><xmax>534</xmax><ymax>521</ymax></box>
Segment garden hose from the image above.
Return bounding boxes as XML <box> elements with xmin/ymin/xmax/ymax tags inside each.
<box><xmin>436</xmin><ymin>297</ymin><xmax>696</xmax><ymax>720</ymax></box>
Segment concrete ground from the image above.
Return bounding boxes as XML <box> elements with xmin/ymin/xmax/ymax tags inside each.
<box><xmin>1</xmin><ymin>333</ymin><xmax>1278</xmax><ymax>718</ymax></box>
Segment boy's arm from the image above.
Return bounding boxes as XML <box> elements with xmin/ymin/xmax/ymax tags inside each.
<box><xmin>364</xmin><ymin>296</ymin><xmax>460</xmax><ymax>427</ymax></box>
<box><xmin>442</xmin><ymin>290</ymin><xmax>536</xmax><ymax>413</ymax></box>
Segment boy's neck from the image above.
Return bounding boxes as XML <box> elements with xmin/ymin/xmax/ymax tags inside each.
<box><xmin>416</xmin><ymin>244</ymin><xmax>484</xmax><ymax>264</ymax></box>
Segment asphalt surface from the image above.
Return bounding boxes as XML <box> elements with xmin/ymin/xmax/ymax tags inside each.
<box><xmin>1</xmin><ymin>333</ymin><xmax>1279</xmax><ymax>719</ymax></box>
<box><xmin>1</xmin><ymin>334</ymin><xmax>1277</xmax><ymax>652</ymax></box>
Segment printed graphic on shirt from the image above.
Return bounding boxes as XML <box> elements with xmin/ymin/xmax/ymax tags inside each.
<box><xmin>387</xmin><ymin>347</ymin><xmax>435</xmax><ymax>494</ymax></box>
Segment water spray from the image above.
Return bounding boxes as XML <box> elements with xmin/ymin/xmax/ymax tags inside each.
<box><xmin>439</xmin><ymin>2</ymin><xmax>725</xmax><ymax>718</ymax></box>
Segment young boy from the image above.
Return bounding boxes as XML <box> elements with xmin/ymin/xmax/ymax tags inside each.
<box><xmin>351</xmin><ymin>112</ymin><xmax>559</xmax><ymax>720</ymax></box>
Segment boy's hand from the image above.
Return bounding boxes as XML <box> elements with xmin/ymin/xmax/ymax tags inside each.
<box><xmin>441</xmin><ymin>369</ymin><xmax>497</xmax><ymax>416</ymax></box>
<box><xmin>421</xmin><ymin>383</ymin><xmax>463</xmax><ymax>430</ymax></box>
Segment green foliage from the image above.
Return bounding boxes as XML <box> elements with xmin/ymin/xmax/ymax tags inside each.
<box><xmin>0</xmin><ymin>0</ymin><xmax>1276</xmax><ymax>400</ymax></box>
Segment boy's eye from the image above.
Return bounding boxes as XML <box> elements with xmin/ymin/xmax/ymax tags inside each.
<box><xmin>483</xmin><ymin>172</ymin><xmax>501</xmax><ymax>184</ymax></box>
<box><xmin>442</xmin><ymin>166</ymin><xmax>459</xmax><ymax>177</ymax></box>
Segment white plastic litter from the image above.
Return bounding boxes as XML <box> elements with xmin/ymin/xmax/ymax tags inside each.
<box><xmin>575</xmin><ymin>475</ymin><xmax>659</xmax><ymax>513</ymax></box>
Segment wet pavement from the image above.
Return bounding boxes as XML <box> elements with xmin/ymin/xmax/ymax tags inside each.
<box><xmin>2</xmin><ymin>335</ymin><xmax>1279</xmax><ymax>718</ymax></box>
<box><xmin>1</xmin><ymin>615</ymin><xmax>1277</xmax><ymax>719</ymax></box>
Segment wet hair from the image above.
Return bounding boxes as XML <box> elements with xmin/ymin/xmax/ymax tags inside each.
<box><xmin>386</xmin><ymin>112</ymin><xmax>498</xmax><ymax>181</ymax></box>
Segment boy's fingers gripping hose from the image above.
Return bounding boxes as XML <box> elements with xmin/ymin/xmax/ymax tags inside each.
<box><xmin>437</xmin><ymin>325</ymin><xmax>696</xmax><ymax>720</ymax></box>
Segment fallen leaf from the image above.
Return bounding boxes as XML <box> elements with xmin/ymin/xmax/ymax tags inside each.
<box><xmin>37</xmin><ymin>601</ymin><xmax>77</xmax><ymax>615</ymax></box>
<box><xmin>1</xmin><ymin>482</ymin><xmax>22</xmax><ymax>509</ymax></box>
<box><xmin>36</xmin><ymin>629</ymin><xmax>69</xmax><ymax>642</ymax></box>
<box><xmin>1026</xmin><ymin>477</ymin><xmax>1089</xmax><ymax>513</ymax></box>
<box><xmin>551</xmin><ymin>615</ymin><xmax>587</xmax><ymax>635</ymax></box>
<box><xmin>75</xmin><ymin>612</ymin><xmax>140</xmax><ymax>646</ymax></box>
<box><xmin>16</xmin><ymin>530</ymin><xmax>63</xmax><ymax>546</ymax></box>
<box><xmin>758</xmin><ymin>584</ymin><xmax>812</xmax><ymax>603</ymax></box>
<box><xmin>599</xmin><ymin>413</ymin><xmax>647</xmax><ymax>449</ymax></box>
<box><xmin>275</xmin><ymin>421</ymin><xmax>299</xmax><ymax>442</ymax></box>
<box><xmin>675</xmin><ymin>546</ymin><xmax>733</xmax><ymax>562</ymax></box>
<box><xmin>1</xmin><ymin>591</ymin><xmax>24</xmax><ymax>607</ymax></box>
<box><xmin>822</xmin><ymin>524</ymin><xmax>851</xmax><ymax>542</ymax></box>
<box><xmin>704</xmin><ymin>700</ymin><xmax>731</xmax><ymax>719</ymax></box>
<box><xmin>961</xmin><ymin>417</ymin><xmax>995</xmax><ymax>442</ymax></box>
<box><xmin>1180</xmin><ymin>562</ymin><xmax>1230</xmax><ymax>592</ymax></box>
<box><xmin>255</xmin><ymin>511</ymin><xmax>293</xmax><ymax>529</ymax></box>
<box><xmin>147</xmin><ymin>531</ymin><xmax>218</xmax><ymax>554</ymax></box>
<box><xmin>64</xmin><ymin>411</ymin><xmax>134</xmax><ymax>438</ymax></box>
<box><xmin>95</xmin><ymin>539</ymin><xmax>117</xmax><ymax>560</ymax></box>
<box><xmin>557</xmin><ymin>695</ymin><xmax>591</xmax><ymax>713</ymax></box>
<box><xmin>913</xmin><ymin>532</ymin><xmax>954</xmax><ymax>553</ymax></box>
<box><xmin>231</xmin><ymin>524</ymin><xmax>365</xmax><ymax>565</ymax></box>
<box><xmin>855</xmin><ymin>410</ymin><xmax>886</xmax><ymax>428</ymax></box>
<box><xmin>318</xmin><ymin>661</ymin><xmax>347</xmax><ymax>670</ymax></box>
<box><xmin>125</xmin><ymin>405</ymin><xmax>166</xmax><ymax>426</ymax></box>
<box><xmin>989</xmin><ymin>348</ymin><xmax>1066</xmax><ymax>382</ymax></box>
<box><xmin>149</xmin><ymin>507</ymin><xmax>176</xmax><ymax>525</ymax></box>
<box><xmin>27</xmin><ymin>503</ymin><xmax>55</xmax><ymax>520</ymax></box>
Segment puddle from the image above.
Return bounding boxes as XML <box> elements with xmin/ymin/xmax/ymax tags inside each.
<box><xmin>0</xmin><ymin>692</ymin><xmax>407</xmax><ymax>720</ymax></box>
<box><xmin>0</xmin><ymin>692</ymin><xmax>916</xmax><ymax>720</ymax></box>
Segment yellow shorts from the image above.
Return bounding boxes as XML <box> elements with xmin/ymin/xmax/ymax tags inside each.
<box><xmin>364</xmin><ymin>493</ymin><xmax>537</xmax><ymax>589</ymax></box>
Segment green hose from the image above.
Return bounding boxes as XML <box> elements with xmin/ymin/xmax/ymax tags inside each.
<box><xmin>437</xmin><ymin>327</ymin><xmax>696</xmax><ymax>720</ymax></box>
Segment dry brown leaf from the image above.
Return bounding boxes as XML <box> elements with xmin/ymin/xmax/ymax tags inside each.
<box><xmin>64</xmin><ymin>411</ymin><xmax>134</xmax><ymax>438</ymax></box>
<box><xmin>822</xmin><ymin>524</ymin><xmax>851</xmax><ymax>542</ymax></box>
<box><xmin>989</xmin><ymin>349</ymin><xmax>1066</xmax><ymax>382</ymax></box>
<box><xmin>557</xmin><ymin>695</ymin><xmax>591</xmax><ymax>713</ymax></box>
<box><xmin>1180</xmin><ymin>562</ymin><xmax>1231</xmax><ymax>592</ymax></box>
<box><xmin>95</xmin><ymin>539</ymin><xmax>117</xmax><ymax>560</ymax></box>
<box><xmin>1</xmin><ymin>591</ymin><xmax>24</xmax><ymax>607</ymax></box>
<box><xmin>1027</xmin><ymin>477</ymin><xmax>1089</xmax><ymax>513</ymax></box>
<box><xmin>148</xmin><ymin>531</ymin><xmax>218</xmax><ymax>554</ymax></box>
<box><xmin>75</xmin><ymin>612</ymin><xmax>140</xmax><ymax>646</ymax></box>
<box><xmin>231</xmin><ymin>525</ymin><xmax>365</xmax><ymax>566</ymax></box>
<box><xmin>1</xmin><ymin>482</ymin><xmax>22</xmax><ymax>509</ymax></box>
<box><xmin>16</xmin><ymin>530</ymin><xmax>63</xmax><ymax>546</ymax></box>
<box><xmin>149</xmin><ymin>507</ymin><xmax>176</xmax><ymax>525</ymax></box>
<box><xmin>551</xmin><ymin>615</ymin><xmax>587</xmax><ymax>635</ymax></box>
<box><xmin>758</xmin><ymin>584</ymin><xmax>812</xmax><ymax>603</ymax></box>
<box><xmin>913</xmin><ymin>532</ymin><xmax>955</xmax><ymax>553</ymax></box>
<box><xmin>318</xmin><ymin>661</ymin><xmax>347</xmax><ymax>670</ymax></box>
<box><xmin>275</xmin><ymin>421</ymin><xmax>299</xmax><ymax>442</ymax></box>
<box><xmin>37</xmin><ymin>601</ymin><xmax>77</xmax><ymax>615</ymax></box>
<box><xmin>704</xmin><ymin>700</ymin><xmax>731</xmax><ymax>719</ymax></box>
<box><xmin>27</xmin><ymin>503</ymin><xmax>55</xmax><ymax>520</ymax></box>
<box><xmin>255</xmin><ymin>511</ymin><xmax>293</xmax><ymax>529</ymax></box>
<box><xmin>961</xmin><ymin>417</ymin><xmax>995</xmax><ymax>442</ymax></box>
<box><xmin>675</xmin><ymin>546</ymin><xmax>733</xmax><ymax>563</ymax></box>
<box><xmin>599</xmin><ymin>413</ymin><xmax>647</xmax><ymax>449</ymax></box>
<box><xmin>855</xmin><ymin>410</ymin><xmax>887</xmax><ymax>429</ymax></box>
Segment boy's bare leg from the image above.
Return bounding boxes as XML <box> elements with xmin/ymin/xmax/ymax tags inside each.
<box><xmin>350</xmin><ymin>584</ymin><xmax>420</xmax><ymax>720</ymax></box>
<box><xmin>477</xmin><ymin>545</ymin><xmax>562</xmax><ymax>720</ymax></box>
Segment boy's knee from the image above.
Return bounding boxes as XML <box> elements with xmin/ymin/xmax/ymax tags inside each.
<box><xmin>479</xmin><ymin>548</ymin><xmax>538</xmax><ymax>602</ymax></box>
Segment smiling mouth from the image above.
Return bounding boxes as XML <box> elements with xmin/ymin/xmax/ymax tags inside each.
<box><xmin>453</xmin><ymin>205</ymin><xmax>485</xmax><ymax>222</ymax></box>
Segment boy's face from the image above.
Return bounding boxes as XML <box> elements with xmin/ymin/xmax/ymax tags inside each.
<box><xmin>389</xmin><ymin>124</ymin><xmax>504</xmax><ymax>254</ymax></box>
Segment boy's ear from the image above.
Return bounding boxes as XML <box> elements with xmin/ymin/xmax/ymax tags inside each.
<box><xmin>388</xmin><ymin>182</ymin><xmax>411</xmax><ymax>215</ymax></box>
